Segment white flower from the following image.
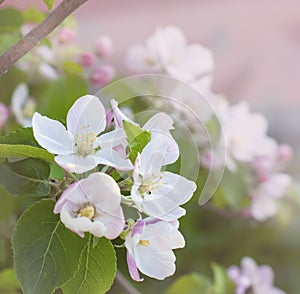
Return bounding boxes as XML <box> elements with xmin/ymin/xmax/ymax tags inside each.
<box><xmin>54</xmin><ymin>172</ymin><xmax>125</xmax><ymax>238</ymax></box>
<box><xmin>214</xmin><ymin>100</ymin><xmax>270</xmax><ymax>170</ymax></box>
<box><xmin>11</xmin><ymin>83</ymin><xmax>36</xmax><ymax>127</ymax></box>
<box><xmin>131</xmin><ymin>129</ymin><xmax>196</xmax><ymax>221</ymax></box>
<box><xmin>125</xmin><ymin>218</ymin><xmax>185</xmax><ymax>281</ymax></box>
<box><xmin>32</xmin><ymin>95</ymin><xmax>133</xmax><ymax>173</ymax></box>
<box><xmin>125</xmin><ymin>26</ymin><xmax>214</xmax><ymax>82</ymax></box>
<box><xmin>228</xmin><ymin>257</ymin><xmax>286</xmax><ymax>294</ymax></box>
<box><xmin>250</xmin><ymin>173</ymin><xmax>291</xmax><ymax>221</ymax></box>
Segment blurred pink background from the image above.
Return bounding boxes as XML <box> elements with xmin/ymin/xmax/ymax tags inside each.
<box><xmin>4</xmin><ymin>0</ymin><xmax>300</xmax><ymax>151</ymax></box>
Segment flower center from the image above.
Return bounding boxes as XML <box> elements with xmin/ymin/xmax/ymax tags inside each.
<box><xmin>138</xmin><ymin>174</ymin><xmax>163</xmax><ymax>197</ymax></box>
<box><xmin>75</xmin><ymin>132</ymin><xmax>97</xmax><ymax>156</ymax></box>
<box><xmin>139</xmin><ymin>239</ymin><xmax>150</xmax><ymax>246</ymax></box>
<box><xmin>77</xmin><ymin>204</ymin><xmax>95</xmax><ymax>220</ymax></box>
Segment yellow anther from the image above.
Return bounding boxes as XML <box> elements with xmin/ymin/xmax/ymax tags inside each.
<box><xmin>77</xmin><ymin>205</ymin><xmax>95</xmax><ymax>220</ymax></box>
<box><xmin>138</xmin><ymin>239</ymin><xmax>150</xmax><ymax>246</ymax></box>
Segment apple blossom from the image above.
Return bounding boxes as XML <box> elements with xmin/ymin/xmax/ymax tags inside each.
<box><xmin>32</xmin><ymin>95</ymin><xmax>133</xmax><ymax>173</ymax></box>
<box><xmin>56</xmin><ymin>27</ymin><xmax>76</xmax><ymax>45</ymax></box>
<box><xmin>125</xmin><ymin>26</ymin><xmax>214</xmax><ymax>82</ymax></box>
<box><xmin>79</xmin><ymin>52</ymin><xmax>96</xmax><ymax>68</ymax></box>
<box><xmin>125</xmin><ymin>218</ymin><xmax>185</xmax><ymax>281</ymax></box>
<box><xmin>250</xmin><ymin>173</ymin><xmax>291</xmax><ymax>221</ymax></box>
<box><xmin>0</xmin><ymin>102</ymin><xmax>9</xmax><ymax>128</ymax></box>
<box><xmin>131</xmin><ymin>134</ymin><xmax>196</xmax><ymax>221</ymax></box>
<box><xmin>11</xmin><ymin>83</ymin><xmax>36</xmax><ymax>127</ymax></box>
<box><xmin>54</xmin><ymin>172</ymin><xmax>125</xmax><ymax>238</ymax></box>
<box><xmin>227</xmin><ymin>257</ymin><xmax>286</xmax><ymax>294</ymax></box>
<box><xmin>90</xmin><ymin>65</ymin><xmax>115</xmax><ymax>87</ymax></box>
<box><xmin>95</xmin><ymin>35</ymin><xmax>114</xmax><ymax>57</ymax></box>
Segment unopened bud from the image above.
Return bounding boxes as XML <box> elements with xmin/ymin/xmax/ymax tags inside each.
<box><xmin>56</xmin><ymin>27</ymin><xmax>76</xmax><ymax>44</ymax></box>
<box><xmin>90</xmin><ymin>65</ymin><xmax>115</xmax><ymax>87</ymax></box>
<box><xmin>95</xmin><ymin>36</ymin><xmax>114</xmax><ymax>58</ymax></box>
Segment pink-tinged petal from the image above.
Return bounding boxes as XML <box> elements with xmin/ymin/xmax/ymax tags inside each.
<box><xmin>96</xmin><ymin>128</ymin><xmax>127</xmax><ymax>149</ymax></box>
<box><xmin>143</xmin><ymin>113</ymin><xmax>174</xmax><ymax>133</ymax></box>
<box><xmin>127</xmin><ymin>251</ymin><xmax>143</xmax><ymax>282</ymax></box>
<box><xmin>60</xmin><ymin>207</ymin><xmax>106</xmax><ymax>238</ymax></box>
<box><xmin>134</xmin><ymin>245</ymin><xmax>176</xmax><ymax>280</ymax></box>
<box><xmin>55</xmin><ymin>154</ymin><xmax>98</xmax><ymax>174</ymax></box>
<box><xmin>32</xmin><ymin>112</ymin><xmax>73</xmax><ymax>155</ymax></box>
<box><xmin>54</xmin><ymin>181</ymin><xmax>83</xmax><ymax>213</ymax></box>
<box><xmin>66</xmin><ymin>95</ymin><xmax>106</xmax><ymax>136</ymax></box>
<box><xmin>95</xmin><ymin>205</ymin><xmax>125</xmax><ymax>239</ymax></box>
<box><xmin>227</xmin><ymin>266</ymin><xmax>242</xmax><ymax>283</ymax></box>
<box><xmin>0</xmin><ymin>103</ymin><xmax>9</xmax><ymax>128</ymax></box>
<box><xmin>241</xmin><ymin>257</ymin><xmax>258</xmax><ymax>281</ymax></box>
<box><xmin>255</xmin><ymin>265</ymin><xmax>274</xmax><ymax>286</ymax></box>
<box><xmin>132</xmin><ymin>219</ymin><xmax>145</xmax><ymax>237</ymax></box>
<box><xmin>96</xmin><ymin>149</ymin><xmax>133</xmax><ymax>170</ymax></box>
<box><xmin>79</xmin><ymin>173</ymin><xmax>121</xmax><ymax>212</ymax></box>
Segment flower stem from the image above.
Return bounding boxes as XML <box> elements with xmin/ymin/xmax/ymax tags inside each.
<box><xmin>115</xmin><ymin>270</ymin><xmax>141</xmax><ymax>294</ymax></box>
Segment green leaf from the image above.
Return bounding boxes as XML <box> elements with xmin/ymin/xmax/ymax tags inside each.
<box><xmin>211</xmin><ymin>263</ymin><xmax>235</xmax><ymax>294</ymax></box>
<box><xmin>219</xmin><ymin>169</ymin><xmax>251</xmax><ymax>210</ymax></box>
<box><xmin>0</xmin><ymin>128</ymin><xmax>38</xmax><ymax>146</ymax></box>
<box><xmin>62</xmin><ymin>235</ymin><xmax>117</xmax><ymax>294</ymax></box>
<box><xmin>12</xmin><ymin>199</ymin><xmax>87</xmax><ymax>294</ymax></box>
<box><xmin>39</xmin><ymin>74</ymin><xmax>88</xmax><ymax>120</ymax></box>
<box><xmin>0</xmin><ymin>33</ymin><xmax>21</xmax><ymax>55</ymax></box>
<box><xmin>0</xmin><ymin>158</ymin><xmax>51</xmax><ymax>196</ymax></box>
<box><xmin>123</xmin><ymin>120</ymin><xmax>151</xmax><ymax>163</ymax></box>
<box><xmin>63</xmin><ymin>61</ymin><xmax>83</xmax><ymax>75</ymax></box>
<box><xmin>23</xmin><ymin>7</ymin><xmax>45</xmax><ymax>23</ymax></box>
<box><xmin>0</xmin><ymin>185</ymin><xmax>18</xmax><ymax>221</ymax></box>
<box><xmin>0</xmin><ymin>144</ymin><xmax>54</xmax><ymax>162</ymax></box>
<box><xmin>0</xmin><ymin>268</ymin><xmax>20</xmax><ymax>292</ymax></box>
<box><xmin>43</xmin><ymin>0</ymin><xmax>55</xmax><ymax>10</ymax></box>
<box><xmin>165</xmin><ymin>273</ymin><xmax>213</xmax><ymax>294</ymax></box>
<box><xmin>0</xmin><ymin>7</ymin><xmax>24</xmax><ymax>33</ymax></box>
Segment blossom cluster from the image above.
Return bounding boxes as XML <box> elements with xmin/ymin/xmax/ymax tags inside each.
<box><xmin>124</xmin><ymin>25</ymin><xmax>293</xmax><ymax>222</ymax></box>
<box><xmin>31</xmin><ymin>94</ymin><xmax>196</xmax><ymax>281</ymax></box>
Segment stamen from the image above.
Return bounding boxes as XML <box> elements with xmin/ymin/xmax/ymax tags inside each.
<box><xmin>139</xmin><ymin>239</ymin><xmax>150</xmax><ymax>246</ymax></box>
<box><xmin>75</xmin><ymin>131</ymin><xmax>97</xmax><ymax>156</ymax></box>
<box><xmin>77</xmin><ymin>204</ymin><xmax>95</xmax><ymax>220</ymax></box>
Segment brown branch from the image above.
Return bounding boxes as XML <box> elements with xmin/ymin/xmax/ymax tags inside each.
<box><xmin>115</xmin><ymin>270</ymin><xmax>142</xmax><ymax>294</ymax></box>
<box><xmin>0</xmin><ymin>0</ymin><xmax>88</xmax><ymax>76</ymax></box>
<box><xmin>0</xmin><ymin>0</ymin><xmax>5</xmax><ymax>6</ymax></box>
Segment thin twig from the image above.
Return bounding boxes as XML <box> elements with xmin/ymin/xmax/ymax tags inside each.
<box><xmin>115</xmin><ymin>270</ymin><xmax>142</xmax><ymax>294</ymax></box>
<box><xmin>0</xmin><ymin>0</ymin><xmax>88</xmax><ymax>76</ymax></box>
<box><xmin>0</xmin><ymin>0</ymin><xmax>5</xmax><ymax>6</ymax></box>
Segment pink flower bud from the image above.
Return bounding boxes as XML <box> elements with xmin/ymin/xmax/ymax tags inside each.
<box><xmin>56</xmin><ymin>28</ymin><xmax>76</xmax><ymax>45</ymax></box>
<box><xmin>95</xmin><ymin>36</ymin><xmax>114</xmax><ymax>58</ymax></box>
<box><xmin>0</xmin><ymin>102</ymin><xmax>9</xmax><ymax>128</ymax></box>
<box><xmin>90</xmin><ymin>65</ymin><xmax>115</xmax><ymax>87</ymax></box>
<box><xmin>79</xmin><ymin>52</ymin><xmax>96</xmax><ymax>68</ymax></box>
<box><xmin>278</xmin><ymin>144</ymin><xmax>293</xmax><ymax>163</ymax></box>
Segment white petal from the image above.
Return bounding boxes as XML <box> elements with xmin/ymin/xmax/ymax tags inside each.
<box><xmin>250</xmin><ymin>196</ymin><xmax>278</xmax><ymax>221</ymax></box>
<box><xmin>55</xmin><ymin>154</ymin><xmax>98</xmax><ymax>174</ymax></box>
<box><xmin>143</xmin><ymin>113</ymin><xmax>174</xmax><ymax>133</ymax></box>
<box><xmin>139</xmin><ymin>134</ymin><xmax>179</xmax><ymax>177</ymax></box>
<box><xmin>134</xmin><ymin>245</ymin><xmax>176</xmax><ymax>280</ymax></box>
<box><xmin>60</xmin><ymin>207</ymin><xmax>106</xmax><ymax>238</ymax></box>
<box><xmin>94</xmin><ymin>205</ymin><xmax>125</xmax><ymax>239</ymax></box>
<box><xmin>96</xmin><ymin>149</ymin><xmax>133</xmax><ymax>170</ymax></box>
<box><xmin>140</xmin><ymin>172</ymin><xmax>196</xmax><ymax>220</ymax></box>
<box><xmin>142</xmin><ymin>220</ymin><xmax>185</xmax><ymax>250</ymax></box>
<box><xmin>32</xmin><ymin>112</ymin><xmax>73</xmax><ymax>155</ymax></box>
<box><xmin>66</xmin><ymin>95</ymin><xmax>106</xmax><ymax>135</ymax></box>
<box><xmin>79</xmin><ymin>172</ymin><xmax>121</xmax><ymax>212</ymax></box>
<box><xmin>96</xmin><ymin>128</ymin><xmax>127</xmax><ymax>149</ymax></box>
